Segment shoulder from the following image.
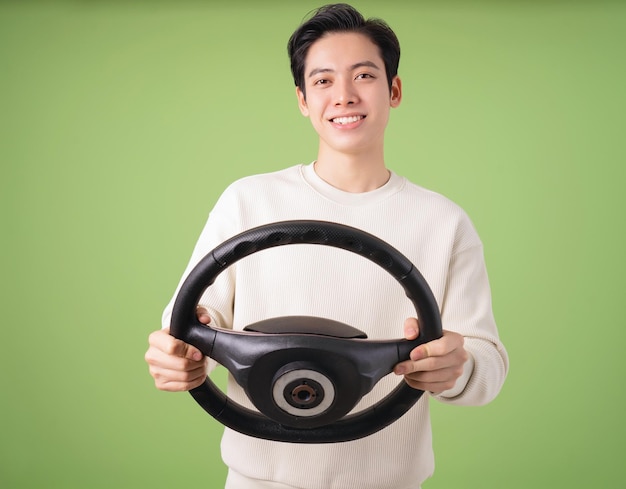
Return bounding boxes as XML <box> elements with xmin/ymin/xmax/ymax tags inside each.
<box><xmin>210</xmin><ymin>164</ymin><xmax>309</xmax><ymax>227</ymax></box>
<box><xmin>212</xmin><ymin>165</ymin><xmax>303</xmax><ymax>207</ymax></box>
<box><xmin>224</xmin><ymin>165</ymin><xmax>303</xmax><ymax>194</ymax></box>
<box><xmin>400</xmin><ymin>178</ymin><xmax>468</xmax><ymax>219</ymax></box>
<box><xmin>398</xmin><ymin>177</ymin><xmax>482</xmax><ymax>250</ymax></box>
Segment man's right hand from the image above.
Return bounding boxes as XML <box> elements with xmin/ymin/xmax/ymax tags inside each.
<box><xmin>144</xmin><ymin>307</ymin><xmax>211</xmax><ymax>392</ymax></box>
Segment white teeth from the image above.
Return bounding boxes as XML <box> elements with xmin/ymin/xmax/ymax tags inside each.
<box><xmin>332</xmin><ymin>115</ymin><xmax>363</xmax><ymax>125</ymax></box>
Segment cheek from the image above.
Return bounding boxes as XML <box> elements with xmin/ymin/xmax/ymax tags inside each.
<box><xmin>308</xmin><ymin>117</ymin><xmax>326</xmax><ymax>135</ymax></box>
<box><xmin>305</xmin><ymin>97</ymin><xmax>323</xmax><ymax>114</ymax></box>
<box><xmin>305</xmin><ymin>101</ymin><xmax>328</xmax><ymax>126</ymax></box>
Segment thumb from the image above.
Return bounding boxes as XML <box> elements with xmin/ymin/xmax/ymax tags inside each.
<box><xmin>403</xmin><ymin>317</ymin><xmax>419</xmax><ymax>340</ymax></box>
<box><xmin>196</xmin><ymin>306</ymin><xmax>212</xmax><ymax>325</ymax></box>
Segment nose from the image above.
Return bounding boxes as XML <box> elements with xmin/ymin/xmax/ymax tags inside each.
<box><xmin>334</xmin><ymin>78</ymin><xmax>358</xmax><ymax>106</ymax></box>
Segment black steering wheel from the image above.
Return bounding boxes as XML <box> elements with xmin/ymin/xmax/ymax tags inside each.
<box><xmin>169</xmin><ymin>220</ymin><xmax>442</xmax><ymax>443</ymax></box>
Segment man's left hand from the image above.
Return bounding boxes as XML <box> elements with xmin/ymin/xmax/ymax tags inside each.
<box><xmin>394</xmin><ymin>317</ymin><xmax>468</xmax><ymax>395</ymax></box>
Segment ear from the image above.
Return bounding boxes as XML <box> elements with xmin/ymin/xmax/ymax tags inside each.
<box><xmin>390</xmin><ymin>76</ymin><xmax>402</xmax><ymax>108</ymax></box>
<box><xmin>296</xmin><ymin>86</ymin><xmax>309</xmax><ymax>117</ymax></box>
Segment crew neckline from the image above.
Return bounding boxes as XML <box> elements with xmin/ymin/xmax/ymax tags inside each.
<box><xmin>300</xmin><ymin>162</ymin><xmax>405</xmax><ymax>207</ymax></box>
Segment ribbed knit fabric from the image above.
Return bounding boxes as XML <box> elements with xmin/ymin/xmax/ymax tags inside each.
<box><xmin>162</xmin><ymin>163</ymin><xmax>509</xmax><ymax>489</ymax></box>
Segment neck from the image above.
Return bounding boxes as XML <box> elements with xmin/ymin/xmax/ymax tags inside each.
<box><xmin>314</xmin><ymin>149</ymin><xmax>389</xmax><ymax>193</ymax></box>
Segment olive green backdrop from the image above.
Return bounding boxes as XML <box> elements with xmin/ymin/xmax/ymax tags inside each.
<box><xmin>2</xmin><ymin>1</ymin><xmax>624</xmax><ymax>488</ymax></box>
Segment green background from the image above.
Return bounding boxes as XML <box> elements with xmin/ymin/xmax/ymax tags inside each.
<box><xmin>2</xmin><ymin>0</ymin><xmax>625</xmax><ymax>487</ymax></box>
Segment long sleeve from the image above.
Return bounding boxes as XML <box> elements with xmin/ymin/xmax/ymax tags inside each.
<box><xmin>434</xmin><ymin>243</ymin><xmax>509</xmax><ymax>405</ymax></box>
<box><xmin>161</xmin><ymin>180</ymin><xmax>244</xmax><ymax>332</ymax></box>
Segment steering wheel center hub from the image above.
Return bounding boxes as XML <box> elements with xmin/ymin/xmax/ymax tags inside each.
<box><xmin>272</xmin><ymin>367</ymin><xmax>334</xmax><ymax>418</ymax></box>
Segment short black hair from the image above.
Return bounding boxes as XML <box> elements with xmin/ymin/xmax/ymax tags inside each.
<box><xmin>287</xmin><ymin>3</ymin><xmax>400</xmax><ymax>97</ymax></box>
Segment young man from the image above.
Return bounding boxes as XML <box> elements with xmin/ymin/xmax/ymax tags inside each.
<box><xmin>145</xmin><ymin>4</ymin><xmax>508</xmax><ymax>488</ymax></box>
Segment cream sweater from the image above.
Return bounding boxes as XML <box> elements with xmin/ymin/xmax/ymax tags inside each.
<box><xmin>162</xmin><ymin>163</ymin><xmax>508</xmax><ymax>489</ymax></box>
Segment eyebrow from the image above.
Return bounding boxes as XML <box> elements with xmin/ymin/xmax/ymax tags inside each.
<box><xmin>307</xmin><ymin>61</ymin><xmax>382</xmax><ymax>79</ymax></box>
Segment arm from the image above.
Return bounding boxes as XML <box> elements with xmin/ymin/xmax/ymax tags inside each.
<box><xmin>146</xmin><ymin>186</ymin><xmax>241</xmax><ymax>392</ymax></box>
<box><xmin>396</xmin><ymin>244</ymin><xmax>509</xmax><ymax>405</ymax></box>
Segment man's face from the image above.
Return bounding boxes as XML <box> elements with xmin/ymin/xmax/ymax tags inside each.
<box><xmin>296</xmin><ymin>32</ymin><xmax>402</xmax><ymax>157</ymax></box>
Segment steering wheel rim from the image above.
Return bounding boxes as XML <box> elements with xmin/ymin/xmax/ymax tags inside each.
<box><xmin>169</xmin><ymin>220</ymin><xmax>442</xmax><ymax>443</ymax></box>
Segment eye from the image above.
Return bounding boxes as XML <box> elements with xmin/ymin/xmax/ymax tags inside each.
<box><xmin>356</xmin><ymin>73</ymin><xmax>375</xmax><ymax>80</ymax></box>
<box><xmin>314</xmin><ymin>78</ymin><xmax>331</xmax><ymax>86</ymax></box>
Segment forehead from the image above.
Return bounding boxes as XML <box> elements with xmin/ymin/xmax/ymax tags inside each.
<box><xmin>305</xmin><ymin>32</ymin><xmax>383</xmax><ymax>71</ymax></box>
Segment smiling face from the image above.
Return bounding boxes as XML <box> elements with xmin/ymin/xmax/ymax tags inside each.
<box><xmin>296</xmin><ymin>32</ymin><xmax>402</xmax><ymax>160</ymax></box>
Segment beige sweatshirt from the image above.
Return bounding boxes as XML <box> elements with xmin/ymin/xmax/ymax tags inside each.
<box><xmin>162</xmin><ymin>163</ymin><xmax>508</xmax><ymax>489</ymax></box>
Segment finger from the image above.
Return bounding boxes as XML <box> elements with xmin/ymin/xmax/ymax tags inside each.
<box><xmin>151</xmin><ymin>364</ymin><xmax>207</xmax><ymax>392</ymax></box>
<box><xmin>404</xmin><ymin>365</ymin><xmax>461</xmax><ymax>384</ymax></box>
<box><xmin>403</xmin><ymin>376</ymin><xmax>453</xmax><ymax>395</ymax></box>
<box><xmin>410</xmin><ymin>342</ymin><xmax>432</xmax><ymax>362</ymax></box>
<box><xmin>145</xmin><ymin>345</ymin><xmax>205</xmax><ymax>372</ymax></box>
<box><xmin>402</xmin><ymin>365</ymin><xmax>465</xmax><ymax>393</ymax></box>
<box><xmin>149</xmin><ymin>329</ymin><xmax>204</xmax><ymax>362</ymax></box>
<box><xmin>393</xmin><ymin>345</ymin><xmax>461</xmax><ymax>376</ymax></box>
<box><xmin>403</xmin><ymin>317</ymin><xmax>419</xmax><ymax>340</ymax></box>
<box><xmin>394</xmin><ymin>356</ymin><xmax>441</xmax><ymax>376</ymax></box>
<box><xmin>151</xmin><ymin>362</ymin><xmax>207</xmax><ymax>384</ymax></box>
<box><xmin>196</xmin><ymin>306</ymin><xmax>212</xmax><ymax>325</ymax></box>
<box><xmin>409</xmin><ymin>330</ymin><xmax>463</xmax><ymax>362</ymax></box>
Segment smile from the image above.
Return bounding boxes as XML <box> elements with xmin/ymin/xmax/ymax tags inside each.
<box><xmin>330</xmin><ymin>115</ymin><xmax>365</xmax><ymax>125</ymax></box>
